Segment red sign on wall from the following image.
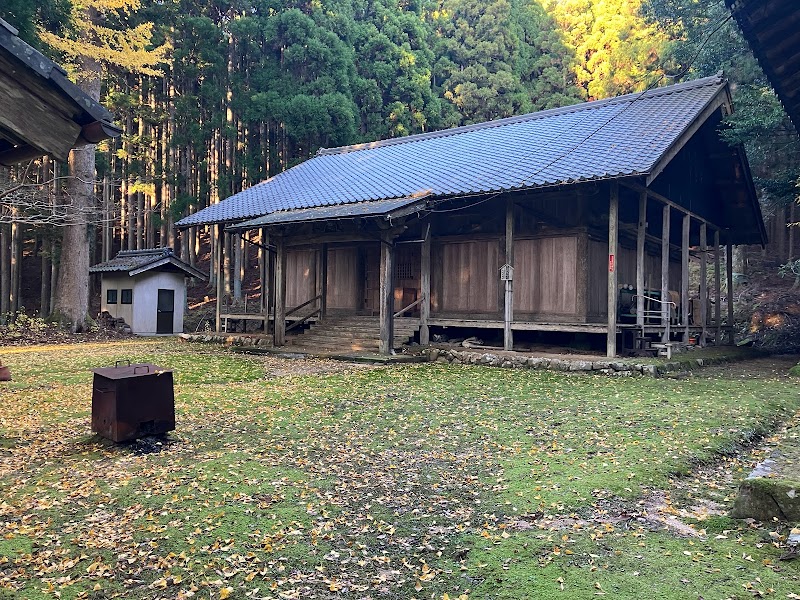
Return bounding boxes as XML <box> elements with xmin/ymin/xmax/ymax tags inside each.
<box><xmin>609</xmin><ymin>254</ymin><xmax>615</xmax><ymax>273</ymax></box>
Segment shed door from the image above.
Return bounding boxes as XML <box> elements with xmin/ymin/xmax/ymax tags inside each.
<box><xmin>156</xmin><ymin>289</ymin><xmax>175</xmax><ymax>334</ymax></box>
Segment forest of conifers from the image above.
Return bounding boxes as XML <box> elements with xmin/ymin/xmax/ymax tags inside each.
<box><xmin>0</xmin><ymin>0</ymin><xmax>798</xmax><ymax>323</ymax></box>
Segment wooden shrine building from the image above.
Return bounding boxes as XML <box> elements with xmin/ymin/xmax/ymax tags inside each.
<box><xmin>177</xmin><ymin>75</ymin><xmax>767</xmax><ymax>357</ymax></box>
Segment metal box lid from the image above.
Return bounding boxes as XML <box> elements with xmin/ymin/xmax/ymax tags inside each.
<box><xmin>92</xmin><ymin>363</ymin><xmax>172</xmax><ymax>380</ymax></box>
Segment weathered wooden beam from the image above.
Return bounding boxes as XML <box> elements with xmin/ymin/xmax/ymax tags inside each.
<box><xmin>661</xmin><ymin>204</ymin><xmax>671</xmax><ymax>342</ymax></box>
<box><xmin>726</xmin><ymin>242</ymin><xmax>734</xmax><ymax>345</ymax></box>
<box><xmin>636</xmin><ymin>191</ymin><xmax>646</xmax><ymax>329</ymax></box>
<box><xmin>607</xmin><ymin>182</ymin><xmax>619</xmax><ymax>358</ymax></box>
<box><xmin>714</xmin><ymin>230</ymin><xmax>721</xmax><ymax>345</ymax></box>
<box><xmin>699</xmin><ymin>223</ymin><xmax>708</xmax><ymax>346</ymax></box>
<box><xmin>504</xmin><ymin>198</ymin><xmax>515</xmax><ymax>351</ymax></box>
<box><xmin>320</xmin><ymin>243</ymin><xmax>328</xmax><ymax>321</ymax></box>
<box><xmin>0</xmin><ymin>69</ymin><xmax>82</xmax><ymax>162</ymax></box>
<box><xmin>426</xmin><ymin>317</ymin><xmax>608</xmax><ymax>334</ymax></box>
<box><xmin>621</xmin><ymin>181</ymin><xmax>721</xmax><ymax>230</ymax></box>
<box><xmin>260</xmin><ymin>228</ymin><xmax>268</xmax><ymax>332</ymax></box>
<box><xmin>682</xmin><ymin>213</ymin><xmax>690</xmax><ymax>342</ymax></box>
<box><xmin>215</xmin><ymin>223</ymin><xmax>224</xmax><ymax>332</ymax></box>
<box><xmin>420</xmin><ymin>225</ymin><xmax>431</xmax><ymax>346</ymax></box>
<box><xmin>274</xmin><ymin>237</ymin><xmax>287</xmax><ymax>346</ymax></box>
<box><xmin>379</xmin><ymin>231</ymin><xmax>396</xmax><ymax>355</ymax></box>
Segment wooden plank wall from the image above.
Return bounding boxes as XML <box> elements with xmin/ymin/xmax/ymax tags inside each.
<box><xmin>514</xmin><ymin>236</ymin><xmax>578</xmax><ymax>317</ymax></box>
<box><xmin>285</xmin><ymin>249</ymin><xmax>316</xmax><ymax>308</ymax></box>
<box><xmin>432</xmin><ymin>240</ymin><xmax>500</xmax><ymax>313</ymax></box>
<box><xmin>326</xmin><ymin>247</ymin><xmax>359</xmax><ymax>309</ymax></box>
<box><xmin>394</xmin><ymin>245</ymin><xmax>421</xmax><ymax>312</ymax></box>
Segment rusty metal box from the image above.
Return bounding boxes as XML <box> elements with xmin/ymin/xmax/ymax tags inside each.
<box><xmin>91</xmin><ymin>362</ymin><xmax>175</xmax><ymax>442</ymax></box>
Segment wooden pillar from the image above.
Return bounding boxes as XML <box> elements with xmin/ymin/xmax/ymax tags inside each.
<box><xmin>699</xmin><ymin>223</ymin><xmax>707</xmax><ymax>346</ymax></box>
<box><xmin>607</xmin><ymin>182</ymin><xmax>619</xmax><ymax>358</ymax></box>
<box><xmin>726</xmin><ymin>242</ymin><xmax>734</xmax><ymax>345</ymax></box>
<box><xmin>259</xmin><ymin>227</ymin><xmax>269</xmax><ymax>332</ymax></box>
<box><xmin>504</xmin><ymin>198</ymin><xmax>515</xmax><ymax>351</ymax></box>
<box><xmin>223</xmin><ymin>231</ymin><xmax>232</xmax><ymax>298</ymax></box>
<box><xmin>320</xmin><ymin>243</ymin><xmax>328</xmax><ymax>321</ymax></box>
<box><xmin>274</xmin><ymin>236</ymin><xmax>287</xmax><ymax>346</ymax></box>
<box><xmin>379</xmin><ymin>231</ymin><xmax>396</xmax><ymax>355</ymax></box>
<box><xmin>215</xmin><ymin>224</ymin><xmax>224</xmax><ymax>332</ymax></box>
<box><xmin>660</xmin><ymin>204</ymin><xmax>671</xmax><ymax>342</ymax></box>
<box><xmin>636</xmin><ymin>191</ymin><xmax>646</xmax><ymax>329</ymax></box>
<box><xmin>681</xmin><ymin>213</ymin><xmax>690</xmax><ymax>342</ymax></box>
<box><xmin>714</xmin><ymin>230</ymin><xmax>721</xmax><ymax>345</ymax></box>
<box><xmin>420</xmin><ymin>224</ymin><xmax>431</xmax><ymax>346</ymax></box>
<box><xmin>233</xmin><ymin>232</ymin><xmax>242</xmax><ymax>302</ymax></box>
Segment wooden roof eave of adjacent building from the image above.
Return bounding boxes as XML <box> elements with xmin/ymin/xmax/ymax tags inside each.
<box><xmin>726</xmin><ymin>0</ymin><xmax>800</xmax><ymax>136</ymax></box>
<box><xmin>0</xmin><ymin>18</ymin><xmax>122</xmax><ymax>166</ymax></box>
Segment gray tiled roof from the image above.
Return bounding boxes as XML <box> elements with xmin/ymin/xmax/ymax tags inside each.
<box><xmin>177</xmin><ymin>76</ymin><xmax>727</xmax><ymax>228</ymax></box>
<box><xmin>89</xmin><ymin>248</ymin><xmax>206</xmax><ymax>279</ymax></box>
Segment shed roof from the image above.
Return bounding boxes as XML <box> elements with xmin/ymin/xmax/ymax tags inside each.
<box><xmin>89</xmin><ymin>248</ymin><xmax>207</xmax><ymax>280</ymax></box>
<box><xmin>0</xmin><ymin>17</ymin><xmax>121</xmax><ymax>165</ymax></box>
<box><xmin>726</xmin><ymin>0</ymin><xmax>800</xmax><ymax>135</ymax></box>
<box><xmin>177</xmin><ymin>75</ymin><xmax>763</xmax><ymax>244</ymax></box>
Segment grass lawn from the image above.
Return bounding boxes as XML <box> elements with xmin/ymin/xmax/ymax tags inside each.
<box><xmin>1</xmin><ymin>340</ymin><xmax>799</xmax><ymax>599</ymax></box>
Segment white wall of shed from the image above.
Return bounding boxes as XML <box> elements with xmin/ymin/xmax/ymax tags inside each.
<box><xmin>100</xmin><ymin>275</ymin><xmax>134</xmax><ymax>325</ymax></box>
<box><xmin>131</xmin><ymin>271</ymin><xmax>187</xmax><ymax>334</ymax></box>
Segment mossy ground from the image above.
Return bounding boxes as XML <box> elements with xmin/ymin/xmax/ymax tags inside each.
<box><xmin>0</xmin><ymin>340</ymin><xmax>799</xmax><ymax>599</ymax></box>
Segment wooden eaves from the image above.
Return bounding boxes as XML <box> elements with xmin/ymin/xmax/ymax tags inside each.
<box><xmin>0</xmin><ymin>17</ymin><xmax>122</xmax><ymax>166</ymax></box>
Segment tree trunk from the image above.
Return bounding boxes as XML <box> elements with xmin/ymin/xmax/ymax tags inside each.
<box><xmin>0</xmin><ymin>223</ymin><xmax>9</xmax><ymax>318</ymax></box>
<box><xmin>53</xmin><ymin>46</ymin><xmax>101</xmax><ymax>332</ymax></box>
<box><xmin>10</xmin><ymin>213</ymin><xmax>21</xmax><ymax>312</ymax></box>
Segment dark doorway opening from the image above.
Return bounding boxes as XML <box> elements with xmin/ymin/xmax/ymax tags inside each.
<box><xmin>156</xmin><ymin>289</ymin><xmax>175</xmax><ymax>334</ymax></box>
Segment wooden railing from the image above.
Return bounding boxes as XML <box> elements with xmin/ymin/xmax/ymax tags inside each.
<box><xmin>285</xmin><ymin>294</ymin><xmax>322</xmax><ymax>333</ymax></box>
<box><xmin>393</xmin><ymin>295</ymin><xmax>424</xmax><ymax>318</ymax></box>
<box><xmin>632</xmin><ymin>294</ymin><xmax>676</xmax><ymax>323</ymax></box>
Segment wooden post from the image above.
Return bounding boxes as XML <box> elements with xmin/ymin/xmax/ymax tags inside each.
<box><xmin>379</xmin><ymin>231</ymin><xmax>396</xmax><ymax>355</ymax></box>
<box><xmin>714</xmin><ymin>229</ymin><xmax>721</xmax><ymax>345</ymax></box>
<box><xmin>681</xmin><ymin>213</ymin><xmax>690</xmax><ymax>342</ymax></box>
<box><xmin>233</xmin><ymin>232</ymin><xmax>242</xmax><ymax>302</ymax></box>
<box><xmin>660</xmin><ymin>203</ymin><xmax>670</xmax><ymax>342</ymax></box>
<box><xmin>215</xmin><ymin>223</ymin><xmax>224</xmax><ymax>332</ymax></box>
<box><xmin>320</xmin><ymin>243</ymin><xmax>328</xmax><ymax>321</ymax></box>
<box><xmin>260</xmin><ymin>228</ymin><xmax>269</xmax><ymax>333</ymax></box>
<box><xmin>274</xmin><ymin>236</ymin><xmax>286</xmax><ymax>346</ymax></box>
<box><xmin>726</xmin><ymin>242</ymin><xmax>734</xmax><ymax>345</ymax></box>
<box><xmin>699</xmin><ymin>223</ymin><xmax>707</xmax><ymax>346</ymax></box>
<box><xmin>223</xmin><ymin>231</ymin><xmax>232</xmax><ymax>298</ymax></box>
<box><xmin>636</xmin><ymin>191</ymin><xmax>646</xmax><ymax>330</ymax></box>
<box><xmin>504</xmin><ymin>198</ymin><xmax>514</xmax><ymax>351</ymax></box>
<box><xmin>420</xmin><ymin>224</ymin><xmax>431</xmax><ymax>346</ymax></box>
<box><xmin>607</xmin><ymin>182</ymin><xmax>619</xmax><ymax>358</ymax></box>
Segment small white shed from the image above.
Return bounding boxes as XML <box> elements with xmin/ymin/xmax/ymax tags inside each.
<box><xmin>89</xmin><ymin>248</ymin><xmax>207</xmax><ymax>335</ymax></box>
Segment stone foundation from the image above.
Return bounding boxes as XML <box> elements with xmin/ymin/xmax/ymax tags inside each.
<box><xmin>179</xmin><ymin>333</ymin><xmax>741</xmax><ymax>377</ymax></box>
<box><xmin>422</xmin><ymin>347</ymin><xmax>738</xmax><ymax>377</ymax></box>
